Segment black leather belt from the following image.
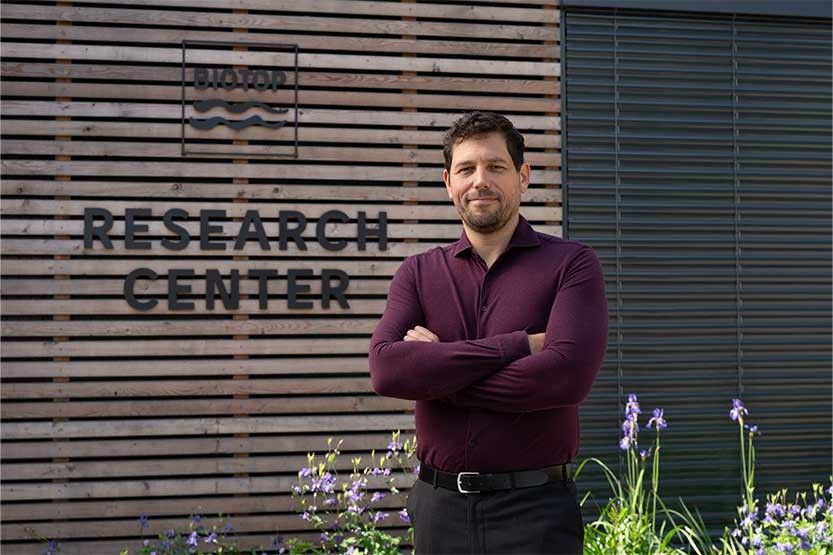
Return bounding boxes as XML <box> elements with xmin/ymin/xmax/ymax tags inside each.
<box><xmin>418</xmin><ymin>463</ymin><xmax>573</xmax><ymax>494</ymax></box>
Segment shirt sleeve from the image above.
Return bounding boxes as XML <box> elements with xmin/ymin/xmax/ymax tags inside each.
<box><xmin>446</xmin><ymin>246</ymin><xmax>609</xmax><ymax>413</ymax></box>
<box><xmin>369</xmin><ymin>256</ymin><xmax>531</xmax><ymax>401</ymax></box>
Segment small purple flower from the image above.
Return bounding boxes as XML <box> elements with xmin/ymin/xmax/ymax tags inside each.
<box><xmin>223</xmin><ymin>522</ymin><xmax>234</xmax><ymax>534</ymax></box>
<box><xmin>346</xmin><ymin>547</ymin><xmax>358</xmax><ymax>555</ymax></box>
<box><xmin>300</xmin><ymin>511</ymin><xmax>311</xmax><ymax>521</ymax></box>
<box><xmin>371</xmin><ymin>491</ymin><xmax>386</xmax><ymax>503</ymax></box>
<box><xmin>626</xmin><ymin>394</ymin><xmax>641</xmax><ymax>414</ymax></box>
<box><xmin>373</xmin><ymin>511</ymin><xmax>390</xmax><ymax>523</ymax></box>
<box><xmin>730</xmin><ymin>399</ymin><xmax>748</xmax><ymax>421</ymax></box>
<box><xmin>619</xmin><ymin>436</ymin><xmax>631</xmax><ymax>451</ymax></box>
<box><xmin>43</xmin><ymin>540</ymin><xmax>59</xmax><ymax>555</ymax></box>
<box><xmin>187</xmin><ymin>531</ymin><xmax>199</xmax><ymax>547</ymax></box>
<box><xmin>639</xmin><ymin>449</ymin><xmax>649</xmax><ymax>460</ymax></box>
<box><xmin>143</xmin><ymin>539</ymin><xmax>150</xmax><ymax>547</ymax></box>
<box><xmin>413</xmin><ymin>463</ymin><xmax>420</xmax><ymax>476</ymax></box>
<box><xmin>767</xmin><ymin>502</ymin><xmax>786</xmax><ymax>518</ymax></box>
<box><xmin>647</xmin><ymin>408</ymin><xmax>667</xmax><ymax>430</ymax></box>
<box><xmin>191</xmin><ymin>514</ymin><xmax>201</xmax><ymax>525</ymax></box>
<box><xmin>205</xmin><ymin>532</ymin><xmax>218</xmax><ymax>544</ymax></box>
<box><xmin>324</xmin><ymin>496</ymin><xmax>337</xmax><ymax>506</ymax></box>
<box><xmin>167</xmin><ymin>529</ymin><xmax>176</xmax><ymax>539</ymax></box>
<box><xmin>137</xmin><ymin>513</ymin><xmax>149</xmax><ymax>529</ymax></box>
<box><xmin>299</xmin><ymin>466</ymin><xmax>314</xmax><ymax>478</ymax></box>
<box><xmin>399</xmin><ymin>508</ymin><xmax>411</xmax><ymax>524</ymax></box>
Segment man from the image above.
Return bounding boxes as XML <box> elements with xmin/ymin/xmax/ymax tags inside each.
<box><xmin>368</xmin><ymin>111</ymin><xmax>608</xmax><ymax>554</ymax></box>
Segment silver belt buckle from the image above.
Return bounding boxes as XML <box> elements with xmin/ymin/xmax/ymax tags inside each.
<box><xmin>457</xmin><ymin>471</ymin><xmax>480</xmax><ymax>494</ymax></box>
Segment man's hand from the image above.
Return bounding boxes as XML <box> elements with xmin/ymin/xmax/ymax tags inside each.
<box><xmin>403</xmin><ymin>325</ymin><xmax>439</xmax><ymax>342</ymax></box>
<box><xmin>528</xmin><ymin>332</ymin><xmax>545</xmax><ymax>354</ymax></box>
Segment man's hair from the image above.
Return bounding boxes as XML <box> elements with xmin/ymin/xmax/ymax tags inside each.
<box><xmin>442</xmin><ymin>111</ymin><xmax>525</xmax><ymax>171</ymax></box>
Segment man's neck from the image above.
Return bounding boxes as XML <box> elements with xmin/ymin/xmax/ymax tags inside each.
<box><xmin>464</xmin><ymin>212</ymin><xmax>520</xmax><ymax>268</ymax></box>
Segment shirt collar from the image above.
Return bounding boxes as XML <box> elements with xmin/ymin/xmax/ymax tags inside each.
<box><xmin>451</xmin><ymin>214</ymin><xmax>541</xmax><ymax>258</ymax></box>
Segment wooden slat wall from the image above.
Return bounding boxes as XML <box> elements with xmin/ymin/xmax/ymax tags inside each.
<box><xmin>0</xmin><ymin>1</ymin><xmax>562</xmax><ymax>553</ymax></box>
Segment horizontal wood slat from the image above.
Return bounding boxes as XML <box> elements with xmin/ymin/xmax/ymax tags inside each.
<box><xmin>0</xmin><ymin>101</ymin><xmax>561</xmax><ymax>128</ymax></box>
<box><xmin>1</xmin><ymin>62</ymin><xmax>560</xmax><ymax>95</ymax></box>
<box><xmin>18</xmin><ymin>0</ymin><xmax>559</xmax><ymax>24</ymax></box>
<box><xmin>0</xmin><ymin>300</ymin><xmax>386</xmax><ymax>316</ymax></box>
<box><xmin>0</xmin><ymin>23</ymin><xmax>556</xmax><ymax>58</ymax></box>
<box><xmin>1</xmin><ymin>139</ymin><xmax>562</xmax><ymax>165</ymax></box>
<box><xmin>2</xmin><ymin>81</ymin><xmax>559</xmax><ymax>113</ymax></box>
<box><xmin>2</xmin><ymin>432</ymin><xmax>404</xmax><ymax>458</ymax></box>
<box><xmin>2</xmin><ymin>415</ymin><xmax>416</xmax><ymax>440</ymax></box>
<box><xmin>1</xmin><ymin>5</ymin><xmax>556</xmax><ymax>42</ymax></box>
<box><xmin>0</xmin><ymin>120</ymin><xmax>563</xmax><ymax>148</ymax></box>
<box><xmin>0</xmin><ymin>359</ymin><xmax>375</xmax><ymax>379</ymax></box>
<box><xmin>0</xmin><ymin>199</ymin><xmax>562</xmax><ymax>218</ymax></box>
<box><xmin>2</xmin><ymin>42</ymin><xmax>559</xmax><ymax>76</ymax></box>
<box><xmin>2</xmin><ymin>396</ymin><xmax>411</xmax><ymax>419</ymax></box>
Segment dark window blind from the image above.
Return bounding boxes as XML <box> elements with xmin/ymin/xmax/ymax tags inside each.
<box><xmin>563</xmin><ymin>7</ymin><xmax>832</xmax><ymax>533</ymax></box>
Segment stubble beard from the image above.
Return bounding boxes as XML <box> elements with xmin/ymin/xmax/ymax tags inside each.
<box><xmin>457</xmin><ymin>195</ymin><xmax>514</xmax><ymax>234</ymax></box>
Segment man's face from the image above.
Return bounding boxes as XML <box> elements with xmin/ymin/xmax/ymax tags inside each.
<box><xmin>443</xmin><ymin>132</ymin><xmax>530</xmax><ymax>234</ymax></box>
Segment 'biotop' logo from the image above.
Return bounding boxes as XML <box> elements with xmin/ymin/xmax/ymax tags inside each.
<box><xmin>180</xmin><ymin>40</ymin><xmax>299</xmax><ymax>157</ymax></box>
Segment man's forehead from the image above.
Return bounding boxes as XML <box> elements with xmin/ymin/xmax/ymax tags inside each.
<box><xmin>451</xmin><ymin>133</ymin><xmax>512</xmax><ymax>166</ymax></box>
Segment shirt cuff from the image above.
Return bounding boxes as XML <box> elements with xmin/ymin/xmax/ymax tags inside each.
<box><xmin>496</xmin><ymin>330</ymin><xmax>532</xmax><ymax>365</ymax></box>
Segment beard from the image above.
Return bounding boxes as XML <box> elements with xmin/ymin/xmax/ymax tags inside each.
<box><xmin>456</xmin><ymin>191</ymin><xmax>514</xmax><ymax>234</ymax></box>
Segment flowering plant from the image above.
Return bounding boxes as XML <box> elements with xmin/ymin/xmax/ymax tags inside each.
<box><xmin>577</xmin><ymin>393</ymin><xmax>692</xmax><ymax>555</ymax></box>
<box><xmin>715</xmin><ymin>399</ymin><xmax>833</xmax><ymax>555</ymax></box>
<box><xmin>279</xmin><ymin>431</ymin><xmax>418</xmax><ymax>555</ymax></box>
<box><xmin>123</xmin><ymin>513</ymin><xmax>249</xmax><ymax>555</ymax></box>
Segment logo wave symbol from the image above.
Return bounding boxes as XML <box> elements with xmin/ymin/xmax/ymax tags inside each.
<box><xmin>189</xmin><ymin>116</ymin><xmax>288</xmax><ymax>130</ymax></box>
<box><xmin>193</xmin><ymin>99</ymin><xmax>288</xmax><ymax>114</ymax></box>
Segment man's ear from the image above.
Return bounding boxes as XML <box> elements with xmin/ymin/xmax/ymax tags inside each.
<box><xmin>443</xmin><ymin>168</ymin><xmax>453</xmax><ymax>199</ymax></box>
<box><xmin>519</xmin><ymin>161</ymin><xmax>531</xmax><ymax>194</ymax></box>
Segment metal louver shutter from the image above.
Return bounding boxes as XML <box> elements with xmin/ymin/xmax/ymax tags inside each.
<box><xmin>563</xmin><ymin>7</ymin><xmax>832</xmax><ymax>534</ymax></box>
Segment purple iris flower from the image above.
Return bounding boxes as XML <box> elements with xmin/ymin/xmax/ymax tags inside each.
<box><xmin>399</xmin><ymin>508</ymin><xmax>410</xmax><ymax>524</ymax></box>
<box><xmin>730</xmin><ymin>399</ymin><xmax>748</xmax><ymax>421</ymax></box>
<box><xmin>371</xmin><ymin>491</ymin><xmax>385</xmax><ymax>503</ymax></box>
<box><xmin>137</xmin><ymin>513</ymin><xmax>149</xmax><ymax>529</ymax></box>
<box><xmin>373</xmin><ymin>511</ymin><xmax>390</xmax><ymax>523</ymax></box>
<box><xmin>187</xmin><ymin>531</ymin><xmax>198</xmax><ymax>547</ymax></box>
<box><xmin>647</xmin><ymin>408</ymin><xmax>667</xmax><ymax>430</ymax></box>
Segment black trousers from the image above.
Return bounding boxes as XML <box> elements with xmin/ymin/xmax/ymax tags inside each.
<box><xmin>406</xmin><ymin>476</ymin><xmax>584</xmax><ymax>555</ymax></box>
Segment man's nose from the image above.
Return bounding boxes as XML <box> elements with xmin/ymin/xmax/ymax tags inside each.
<box><xmin>472</xmin><ymin>166</ymin><xmax>491</xmax><ymax>189</ymax></box>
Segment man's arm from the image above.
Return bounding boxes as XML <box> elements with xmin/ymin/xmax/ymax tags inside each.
<box><xmin>368</xmin><ymin>257</ymin><xmax>531</xmax><ymax>401</ymax></box>
<box><xmin>447</xmin><ymin>246</ymin><xmax>608</xmax><ymax>412</ymax></box>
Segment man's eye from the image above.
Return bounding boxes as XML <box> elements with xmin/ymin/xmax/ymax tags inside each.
<box><xmin>490</xmin><ymin>165</ymin><xmax>506</xmax><ymax>171</ymax></box>
<box><xmin>458</xmin><ymin>167</ymin><xmax>474</xmax><ymax>174</ymax></box>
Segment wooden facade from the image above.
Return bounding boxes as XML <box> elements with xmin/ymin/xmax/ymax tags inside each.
<box><xmin>0</xmin><ymin>1</ymin><xmax>562</xmax><ymax>553</ymax></box>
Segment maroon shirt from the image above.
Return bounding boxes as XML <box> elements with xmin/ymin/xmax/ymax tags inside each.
<box><xmin>369</xmin><ymin>215</ymin><xmax>608</xmax><ymax>473</ymax></box>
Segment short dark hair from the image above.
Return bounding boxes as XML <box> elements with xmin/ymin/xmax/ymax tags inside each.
<box><xmin>442</xmin><ymin>111</ymin><xmax>525</xmax><ymax>171</ymax></box>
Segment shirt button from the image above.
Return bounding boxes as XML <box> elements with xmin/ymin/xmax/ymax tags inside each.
<box><xmin>481</xmin><ymin>305</ymin><xmax>487</xmax><ymax>312</ymax></box>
